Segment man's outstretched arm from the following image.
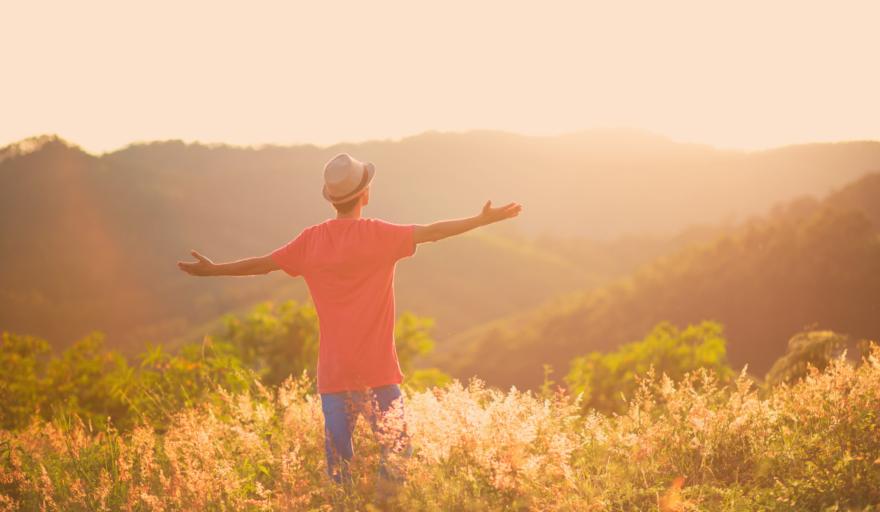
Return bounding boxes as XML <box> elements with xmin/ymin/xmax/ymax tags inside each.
<box><xmin>177</xmin><ymin>250</ymin><xmax>279</xmax><ymax>277</ymax></box>
<box><xmin>414</xmin><ymin>200</ymin><xmax>523</xmax><ymax>244</ymax></box>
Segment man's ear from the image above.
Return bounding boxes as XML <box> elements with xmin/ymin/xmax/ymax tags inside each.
<box><xmin>362</xmin><ymin>188</ymin><xmax>370</xmax><ymax>206</ymax></box>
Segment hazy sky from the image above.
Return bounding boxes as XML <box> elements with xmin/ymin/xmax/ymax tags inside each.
<box><xmin>3</xmin><ymin>1</ymin><xmax>878</xmax><ymax>154</ymax></box>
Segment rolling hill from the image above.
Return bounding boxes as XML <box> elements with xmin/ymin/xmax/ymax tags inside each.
<box><xmin>424</xmin><ymin>173</ymin><xmax>880</xmax><ymax>389</ymax></box>
<box><xmin>0</xmin><ymin>136</ymin><xmax>691</xmax><ymax>350</ymax></box>
<box><xmin>2</xmin><ymin>131</ymin><xmax>879</xmax><ymax>354</ymax></box>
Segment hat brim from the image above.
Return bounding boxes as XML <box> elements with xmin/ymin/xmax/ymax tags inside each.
<box><xmin>322</xmin><ymin>162</ymin><xmax>375</xmax><ymax>204</ymax></box>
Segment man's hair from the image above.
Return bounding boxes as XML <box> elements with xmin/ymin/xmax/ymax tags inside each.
<box><xmin>332</xmin><ymin>195</ymin><xmax>361</xmax><ymax>214</ymax></box>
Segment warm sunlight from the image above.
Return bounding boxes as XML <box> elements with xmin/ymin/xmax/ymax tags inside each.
<box><xmin>2</xmin><ymin>2</ymin><xmax>879</xmax><ymax>510</ymax></box>
<box><xmin>2</xmin><ymin>0</ymin><xmax>879</xmax><ymax>153</ymax></box>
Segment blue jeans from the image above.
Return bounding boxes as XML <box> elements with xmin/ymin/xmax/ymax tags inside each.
<box><xmin>320</xmin><ymin>383</ymin><xmax>413</xmax><ymax>485</ymax></box>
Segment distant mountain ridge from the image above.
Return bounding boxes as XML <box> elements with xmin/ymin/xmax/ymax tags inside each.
<box><xmin>1</xmin><ymin>130</ymin><xmax>879</xmax><ymax>356</ymax></box>
<box><xmin>0</xmin><ymin>135</ymin><xmax>77</xmax><ymax>164</ymax></box>
<box><xmin>5</xmin><ymin>129</ymin><xmax>880</xmax><ymax>237</ymax></box>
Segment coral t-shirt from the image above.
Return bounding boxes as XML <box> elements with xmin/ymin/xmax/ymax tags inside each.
<box><xmin>270</xmin><ymin>217</ymin><xmax>417</xmax><ymax>393</ymax></box>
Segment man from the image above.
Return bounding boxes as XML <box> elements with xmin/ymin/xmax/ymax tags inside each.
<box><xmin>177</xmin><ymin>153</ymin><xmax>522</xmax><ymax>490</ymax></box>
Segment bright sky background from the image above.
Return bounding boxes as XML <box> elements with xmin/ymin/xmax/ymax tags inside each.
<box><xmin>2</xmin><ymin>0</ymin><xmax>879</xmax><ymax>154</ymax></box>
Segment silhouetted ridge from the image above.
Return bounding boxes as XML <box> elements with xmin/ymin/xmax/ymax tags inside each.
<box><xmin>0</xmin><ymin>134</ymin><xmax>85</xmax><ymax>165</ymax></box>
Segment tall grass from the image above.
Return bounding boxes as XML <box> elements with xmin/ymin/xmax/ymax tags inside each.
<box><xmin>2</xmin><ymin>344</ymin><xmax>879</xmax><ymax>511</ymax></box>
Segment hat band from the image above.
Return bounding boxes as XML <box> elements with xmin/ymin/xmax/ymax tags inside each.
<box><xmin>327</xmin><ymin>166</ymin><xmax>369</xmax><ymax>202</ymax></box>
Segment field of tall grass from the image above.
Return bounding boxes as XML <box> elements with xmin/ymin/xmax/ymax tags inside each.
<box><xmin>2</xmin><ymin>344</ymin><xmax>879</xmax><ymax>511</ymax></box>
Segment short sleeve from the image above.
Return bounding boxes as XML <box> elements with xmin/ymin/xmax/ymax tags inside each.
<box><xmin>270</xmin><ymin>229</ymin><xmax>308</xmax><ymax>277</ymax></box>
<box><xmin>374</xmin><ymin>220</ymin><xmax>416</xmax><ymax>262</ymax></box>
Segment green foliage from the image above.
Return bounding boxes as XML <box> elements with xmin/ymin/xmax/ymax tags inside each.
<box><xmin>121</xmin><ymin>338</ymin><xmax>256</xmax><ymax>430</ymax></box>
<box><xmin>0</xmin><ymin>332</ymin><xmax>50</xmax><ymax>429</ymax></box>
<box><xmin>765</xmin><ymin>330</ymin><xmax>848</xmax><ymax>386</ymax></box>
<box><xmin>393</xmin><ymin>312</ymin><xmax>436</xmax><ymax>374</ymax></box>
<box><xmin>539</xmin><ymin>363</ymin><xmax>558</xmax><ymax>400</ymax></box>
<box><xmin>565</xmin><ymin>321</ymin><xmax>734</xmax><ymax>413</ymax></box>
<box><xmin>402</xmin><ymin>368</ymin><xmax>453</xmax><ymax>393</ymax></box>
<box><xmin>393</xmin><ymin>312</ymin><xmax>452</xmax><ymax>391</ymax></box>
<box><xmin>217</xmin><ymin>300</ymin><xmax>320</xmax><ymax>386</ymax></box>
<box><xmin>0</xmin><ymin>331</ymin><xmax>133</xmax><ymax>431</ymax></box>
<box><xmin>0</xmin><ymin>300</ymin><xmax>447</xmax><ymax>432</ymax></box>
<box><xmin>41</xmin><ymin>332</ymin><xmax>132</xmax><ymax>431</ymax></box>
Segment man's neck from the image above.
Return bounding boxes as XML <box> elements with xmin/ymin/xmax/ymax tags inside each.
<box><xmin>335</xmin><ymin>208</ymin><xmax>362</xmax><ymax>220</ymax></box>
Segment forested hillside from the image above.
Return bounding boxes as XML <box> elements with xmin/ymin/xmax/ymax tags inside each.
<box><xmin>426</xmin><ymin>173</ymin><xmax>880</xmax><ymax>388</ymax></box>
<box><xmin>0</xmin><ymin>138</ymin><xmax>684</xmax><ymax>350</ymax></box>
<box><xmin>3</xmin><ymin>132</ymin><xmax>880</xmax><ymax>352</ymax></box>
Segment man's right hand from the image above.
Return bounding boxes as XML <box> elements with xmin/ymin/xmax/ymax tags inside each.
<box><xmin>177</xmin><ymin>250</ymin><xmax>216</xmax><ymax>276</ymax></box>
<box><xmin>479</xmin><ymin>200</ymin><xmax>523</xmax><ymax>224</ymax></box>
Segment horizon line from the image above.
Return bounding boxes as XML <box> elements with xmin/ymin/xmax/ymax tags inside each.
<box><xmin>3</xmin><ymin>127</ymin><xmax>880</xmax><ymax>159</ymax></box>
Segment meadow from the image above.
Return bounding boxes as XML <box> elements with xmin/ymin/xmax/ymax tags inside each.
<box><xmin>2</xmin><ymin>339</ymin><xmax>878</xmax><ymax>511</ymax></box>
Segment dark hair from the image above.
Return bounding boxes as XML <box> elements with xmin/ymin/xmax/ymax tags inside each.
<box><xmin>332</xmin><ymin>195</ymin><xmax>361</xmax><ymax>214</ymax></box>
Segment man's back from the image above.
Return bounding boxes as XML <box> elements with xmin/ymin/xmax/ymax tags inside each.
<box><xmin>271</xmin><ymin>217</ymin><xmax>416</xmax><ymax>393</ymax></box>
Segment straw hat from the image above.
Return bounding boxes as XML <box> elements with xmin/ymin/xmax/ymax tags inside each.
<box><xmin>321</xmin><ymin>153</ymin><xmax>375</xmax><ymax>204</ymax></box>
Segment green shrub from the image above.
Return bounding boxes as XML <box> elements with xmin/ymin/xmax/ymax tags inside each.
<box><xmin>565</xmin><ymin>321</ymin><xmax>734</xmax><ymax>413</ymax></box>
